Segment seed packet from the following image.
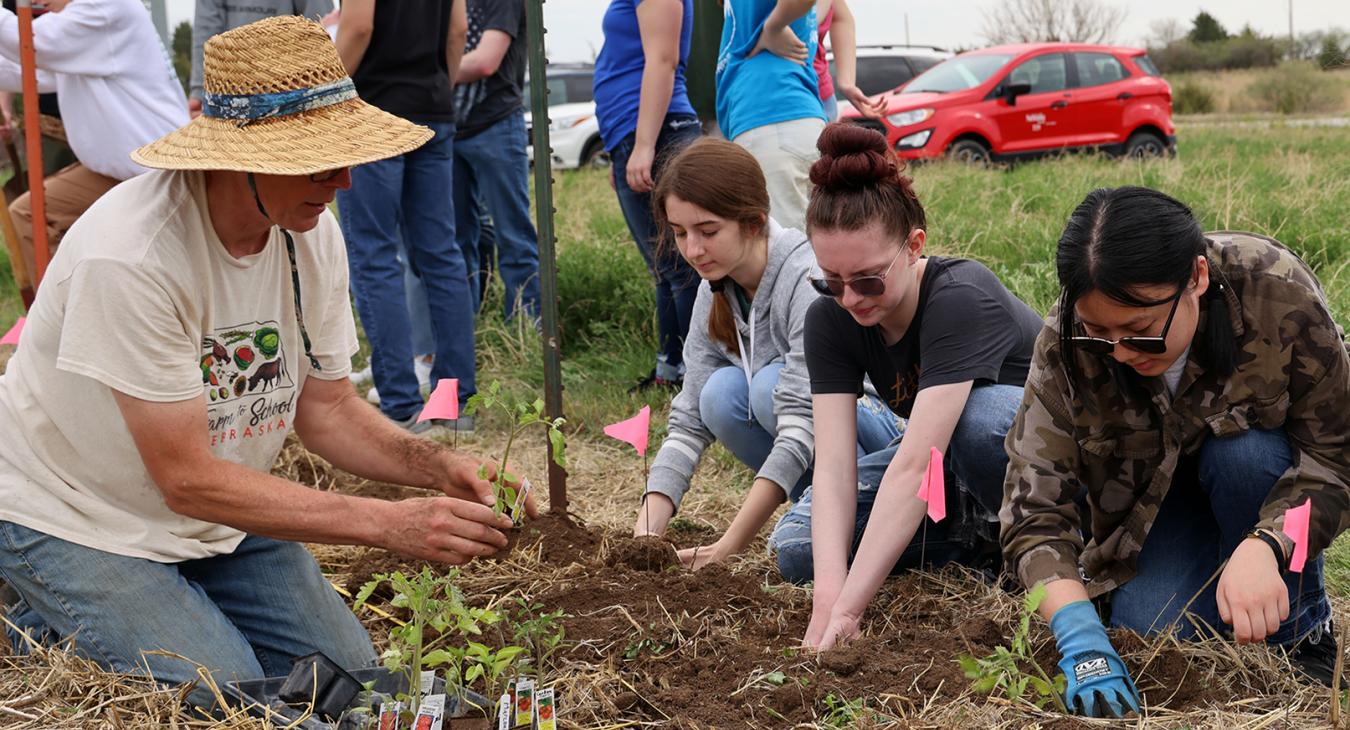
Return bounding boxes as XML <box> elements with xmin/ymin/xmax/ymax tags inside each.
<box><xmin>497</xmin><ymin>692</ymin><xmax>512</xmax><ymax>730</ymax></box>
<box><xmin>377</xmin><ymin>700</ymin><xmax>402</xmax><ymax>730</ymax></box>
<box><xmin>513</xmin><ymin>678</ymin><xmax>535</xmax><ymax>727</ymax></box>
<box><xmin>535</xmin><ymin>687</ymin><xmax>556</xmax><ymax>730</ymax></box>
<box><xmin>412</xmin><ymin>693</ymin><xmax>444</xmax><ymax>730</ymax></box>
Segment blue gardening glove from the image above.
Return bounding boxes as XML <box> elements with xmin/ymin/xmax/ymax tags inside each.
<box><xmin>1050</xmin><ymin>601</ymin><xmax>1141</xmax><ymax>718</ymax></box>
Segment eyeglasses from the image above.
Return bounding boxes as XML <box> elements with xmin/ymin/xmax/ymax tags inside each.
<box><xmin>808</xmin><ymin>248</ymin><xmax>905</xmax><ymax>298</ymax></box>
<box><xmin>1069</xmin><ymin>288</ymin><xmax>1183</xmax><ymax>356</ymax></box>
<box><xmin>308</xmin><ymin>167</ymin><xmax>347</xmax><ymax>183</ymax></box>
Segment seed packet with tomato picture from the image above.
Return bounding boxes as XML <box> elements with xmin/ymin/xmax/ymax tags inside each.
<box><xmin>513</xmin><ymin>678</ymin><xmax>534</xmax><ymax>727</ymax></box>
<box><xmin>377</xmin><ymin>699</ymin><xmax>402</xmax><ymax>730</ymax></box>
<box><xmin>535</xmin><ymin>687</ymin><xmax>556</xmax><ymax>730</ymax></box>
<box><xmin>413</xmin><ymin>693</ymin><xmax>444</xmax><ymax>730</ymax></box>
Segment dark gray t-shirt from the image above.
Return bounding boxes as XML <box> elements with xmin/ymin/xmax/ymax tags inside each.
<box><xmin>454</xmin><ymin>0</ymin><xmax>527</xmax><ymax>139</ymax></box>
<box><xmin>805</xmin><ymin>256</ymin><xmax>1043</xmax><ymax>418</ymax></box>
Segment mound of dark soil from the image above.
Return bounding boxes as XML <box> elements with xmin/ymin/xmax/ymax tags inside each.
<box><xmin>605</xmin><ymin>535</ymin><xmax>679</xmax><ymax>572</ymax></box>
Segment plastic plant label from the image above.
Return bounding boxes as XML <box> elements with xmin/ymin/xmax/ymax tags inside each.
<box><xmin>378</xmin><ymin>700</ymin><xmax>402</xmax><ymax>730</ymax></box>
<box><xmin>514</xmin><ymin>678</ymin><xmax>535</xmax><ymax>727</ymax></box>
<box><xmin>497</xmin><ymin>693</ymin><xmax>512</xmax><ymax>730</ymax></box>
<box><xmin>535</xmin><ymin>687</ymin><xmax>556</xmax><ymax>730</ymax></box>
<box><xmin>419</xmin><ymin>669</ymin><xmax>437</xmax><ymax>697</ymax></box>
<box><xmin>413</xmin><ymin>693</ymin><xmax>444</xmax><ymax>730</ymax></box>
<box><xmin>510</xmin><ymin>478</ymin><xmax>532</xmax><ymax>525</ymax></box>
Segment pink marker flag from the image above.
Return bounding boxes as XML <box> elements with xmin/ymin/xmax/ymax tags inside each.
<box><xmin>1285</xmin><ymin>499</ymin><xmax>1312</xmax><ymax>573</ymax></box>
<box><xmin>417</xmin><ymin>378</ymin><xmax>459</xmax><ymax>423</ymax></box>
<box><xmin>915</xmin><ymin>446</ymin><xmax>946</xmax><ymax>522</ymax></box>
<box><xmin>0</xmin><ymin>317</ymin><xmax>23</xmax><ymax>346</ymax></box>
<box><xmin>604</xmin><ymin>405</ymin><xmax>651</xmax><ymax>457</ymax></box>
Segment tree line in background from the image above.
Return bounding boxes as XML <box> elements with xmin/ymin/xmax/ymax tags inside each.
<box><xmin>980</xmin><ymin>0</ymin><xmax>1346</xmax><ymax>74</ymax></box>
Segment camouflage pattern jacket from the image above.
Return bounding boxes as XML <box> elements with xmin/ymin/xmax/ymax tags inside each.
<box><xmin>1001</xmin><ymin>232</ymin><xmax>1350</xmax><ymax>596</ymax></box>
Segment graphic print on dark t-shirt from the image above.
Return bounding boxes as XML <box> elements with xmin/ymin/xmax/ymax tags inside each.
<box><xmin>454</xmin><ymin>0</ymin><xmax>526</xmax><ymax>138</ymax></box>
<box><xmin>201</xmin><ymin>320</ymin><xmax>296</xmax><ymax>448</ymax></box>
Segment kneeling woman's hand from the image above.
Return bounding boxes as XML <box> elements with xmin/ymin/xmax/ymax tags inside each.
<box><xmin>1051</xmin><ymin>601</ymin><xmax>1141</xmax><ymax>718</ymax></box>
<box><xmin>1217</xmin><ymin>537</ymin><xmax>1290</xmax><ymax>644</ymax></box>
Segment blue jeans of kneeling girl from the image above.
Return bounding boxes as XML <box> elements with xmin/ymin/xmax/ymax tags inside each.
<box><xmin>1106</xmin><ymin>426</ymin><xmax>1330</xmax><ymax>644</ymax></box>
<box><xmin>771</xmin><ymin>383</ymin><xmax>1025</xmax><ymax>585</ymax></box>
<box><xmin>700</xmin><ymin>364</ymin><xmax>901</xmax><ymax>503</ymax></box>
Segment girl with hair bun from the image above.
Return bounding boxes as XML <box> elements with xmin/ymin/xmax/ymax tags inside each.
<box><xmin>632</xmin><ymin>137</ymin><xmax>900</xmax><ymax>568</ymax></box>
<box><xmin>1002</xmin><ymin>187</ymin><xmax>1350</xmax><ymax>718</ymax></box>
<box><xmin>782</xmin><ymin>123</ymin><xmax>1043</xmax><ymax>651</ymax></box>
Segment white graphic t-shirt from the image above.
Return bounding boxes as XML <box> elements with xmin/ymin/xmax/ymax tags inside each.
<box><xmin>0</xmin><ymin>169</ymin><xmax>358</xmax><ymax>562</ymax></box>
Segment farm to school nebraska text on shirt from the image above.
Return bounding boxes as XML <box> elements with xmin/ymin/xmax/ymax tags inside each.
<box><xmin>202</xmin><ymin>320</ymin><xmax>297</xmax><ymax>449</ymax></box>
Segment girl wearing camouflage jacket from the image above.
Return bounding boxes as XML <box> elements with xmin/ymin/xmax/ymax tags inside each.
<box><xmin>1002</xmin><ymin>187</ymin><xmax>1350</xmax><ymax>718</ymax></box>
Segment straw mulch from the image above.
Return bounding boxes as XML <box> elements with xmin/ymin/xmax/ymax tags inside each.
<box><xmin>2</xmin><ymin>417</ymin><xmax>1348</xmax><ymax>728</ymax></box>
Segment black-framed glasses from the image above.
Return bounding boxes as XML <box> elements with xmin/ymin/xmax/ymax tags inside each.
<box><xmin>308</xmin><ymin>167</ymin><xmax>347</xmax><ymax>183</ymax></box>
<box><xmin>808</xmin><ymin>248</ymin><xmax>905</xmax><ymax>298</ymax></box>
<box><xmin>1070</xmin><ymin>288</ymin><xmax>1184</xmax><ymax>356</ymax></box>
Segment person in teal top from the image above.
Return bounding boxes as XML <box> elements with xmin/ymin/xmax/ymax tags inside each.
<box><xmin>717</xmin><ymin>0</ymin><xmax>827</xmax><ymax>231</ymax></box>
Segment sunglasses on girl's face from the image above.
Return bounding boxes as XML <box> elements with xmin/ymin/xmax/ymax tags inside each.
<box><xmin>1070</xmin><ymin>288</ymin><xmax>1183</xmax><ymax>356</ymax></box>
<box><xmin>809</xmin><ymin>248</ymin><xmax>904</xmax><ymax>298</ymax></box>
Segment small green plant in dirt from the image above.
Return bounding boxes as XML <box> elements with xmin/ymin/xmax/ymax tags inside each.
<box><xmin>957</xmin><ymin>583</ymin><xmax>1067</xmax><ymax>711</ymax></box>
<box><xmin>464</xmin><ymin>381</ymin><xmax>567</xmax><ymax>521</ymax></box>
<box><xmin>464</xmin><ymin>641</ymin><xmax>527</xmax><ymax>703</ymax></box>
<box><xmin>622</xmin><ymin>623</ymin><xmax>678</xmax><ymax>661</ymax></box>
<box><xmin>819</xmin><ymin>694</ymin><xmax>896</xmax><ymax>728</ymax></box>
<box><xmin>510</xmin><ymin>598</ymin><xmax>567</xmax><ymax>676</ymax></box>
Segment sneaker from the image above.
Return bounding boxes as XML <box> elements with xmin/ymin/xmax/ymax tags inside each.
<box><xmin>628</xmin><ymin>368</ymin><xmax>682</xmax><ymax>394</ymax></box>
<box><xmin>349</xmin><ymin>365</ymin><xmax>373</xmax><ymax>386</ymax></box>
<box><xmin>1289</xmin><ymin>617</ymin><xmax>1341</xmax><ymax>687</ymax></box>
<box><xmin>439</xmin><ymin>415</ymin><xmax>474</xmax><ymax>434</ymax></box>
<box><xmin>392</xmin><ymin>414</ymin><xmax>443</xmax><ymax>437</ymax></box>
<box><xmin>414</xmin><ymin>355</ymin><xmax>433</xmax><ymax>390</ymax></box>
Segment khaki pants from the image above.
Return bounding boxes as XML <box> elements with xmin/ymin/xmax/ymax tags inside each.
<box><xmin>9</xmin><ymin>162</ymin><xmax>120</xmax><ymax>284</ymax></box>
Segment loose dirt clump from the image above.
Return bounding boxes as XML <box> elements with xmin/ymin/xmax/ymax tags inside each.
<box><xmin>604</xmin><ymin>534</ymin><xmax>679</xmax><ymax>572</ymax></box>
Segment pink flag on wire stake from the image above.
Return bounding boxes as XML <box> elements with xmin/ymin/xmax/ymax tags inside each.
<box><xmin>417</xmin><ymin>378</ymin><xmax>459</xmax><ymax>423</ymax></box>
<box><xmin>1285</xmin><ymin>499</ymin><xmax>1312</xmax><ymax>573</ymax></box>
<box><xmin>0</xmin><ymin>317</ymin><xmax>23</xmax><ymax>346</ymax></box>
<box><xmin>604</xmin><ymin>405</ymin><xmax>651</xmax><ymax>456</ymax></box>
<box><xmin>915</xmin><ymin>447</ymin><xmax>946</xmax><ymax>522</ymax></box>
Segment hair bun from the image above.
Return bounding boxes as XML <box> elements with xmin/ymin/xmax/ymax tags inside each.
<box><xmin>809</xmin><ymin>122</ymin><xmax>898</xmax><ymax>190</ymax></box>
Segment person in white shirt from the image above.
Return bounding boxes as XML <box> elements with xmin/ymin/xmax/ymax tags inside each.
<box><xmin>0</xmin><ymin>0</ymin><xmax>188</xmax><ymax>286</ymax></box>
<box><xmin>0</xmin><ymin>17</ymin><xmax>526</xmax><ymax>710</ymax></box>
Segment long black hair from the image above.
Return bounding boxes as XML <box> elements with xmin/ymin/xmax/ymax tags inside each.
<box><xmin>1056</xmin><ymin>186</ymin><xmax>1237</xmax><ymax>384</ymax></box>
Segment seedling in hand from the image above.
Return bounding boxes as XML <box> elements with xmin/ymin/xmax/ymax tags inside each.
<box><xmin>465</xmin><ymin>381</ymin><xmax>567</xmax><ymax>525</ymax></box>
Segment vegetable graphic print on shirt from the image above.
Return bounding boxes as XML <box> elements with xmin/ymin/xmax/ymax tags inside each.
<box><xmin>201</xmin><ymin>320</ymin><xmax>296</xmax><ymax>451</ymax></box>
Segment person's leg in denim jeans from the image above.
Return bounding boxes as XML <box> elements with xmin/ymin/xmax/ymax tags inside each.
<box><xmin>400</xmin><ymin>121</ymin><xmax>477</xmax><ymax>409</ymax></box>
<box><xmin>0</xmin><ymin>522</ymin><xmax>374</xmax><ymax>710</ymax></box>
<box><xmin>771</xmin><ymin>383</ymin><xmax>1021</xmax><ymax>584</ymax></box>
<box><xmin>452</xmin><ymin>148</ymin><xmax>485</xmax><ymax>311</ymax></box>
<box><xmin>401</xmin><ymin>244</ymin><xmax>435</xmax><ymax>359</ymax></box>
<box><xmin>610</xmin><ymin>115</ymin><xmax>703</xmax><ymax>382</ymax></box>
<box><xmin>1110</xmin><ymin>427</ymin><xmax>1330</xmax><ymax>644</ymax></box>
<box><xmin>456</xmin><ymin>113</ymin><xmax>541</xmax><ymax>321</ymax></box>
<box><xmin>339</xmin><ymin>155</ymin><xmax>424</xmax><ymax>420</ymax></box>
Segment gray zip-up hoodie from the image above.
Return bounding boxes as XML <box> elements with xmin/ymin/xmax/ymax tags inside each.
<box><xmin>647</xmin><ymin>220</ymin><xmax>818</xmax><ymax>511</ymax></box>
<box><xmin>190</xmin><ymin>0</ymin><xmax>334</xmax><ymax>99</ymax></box>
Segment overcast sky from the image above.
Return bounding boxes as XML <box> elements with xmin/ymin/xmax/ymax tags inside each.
<box><xmin>166</xmin><ymin>0</ymin><xmax>1348</xmax><ymax>63</ymax></box>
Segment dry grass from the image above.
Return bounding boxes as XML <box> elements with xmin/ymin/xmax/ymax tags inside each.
<box><xmin>4</xmin><ymin>434</ymin><xmax>1349</xmax><ymax>729</ymax></box>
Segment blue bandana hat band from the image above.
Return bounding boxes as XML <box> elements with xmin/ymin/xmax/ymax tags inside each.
<box><xmin>203</xmin><ymin>77</ymin><xmax>358</xmax><ymax>126</ymax></box>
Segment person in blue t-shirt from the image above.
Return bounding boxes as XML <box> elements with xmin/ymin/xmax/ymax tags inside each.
<box><xmin>594</xmin><ymin>0</ymin><xmax>703</xmax><ymax>391</ymax></box>
<box><xmin>717</xmin><ymin>0</ymin><xmax>828</xmax><ymax>231</ymax></box>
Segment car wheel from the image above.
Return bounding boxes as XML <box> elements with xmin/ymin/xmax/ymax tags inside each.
<box><xmin>946</xmin><ymin>138</ymin><xmax>991</xmax><ymax>165</ymax></box>
<box><xmin>1124</xmin><ymin>131</ymin><xmax>1167</xmax><ymax>158</ymax></box>
<box><xmin>582</xmin><ymin>138</ymin><xmax>610</xmax><ymax>170</ymax></box>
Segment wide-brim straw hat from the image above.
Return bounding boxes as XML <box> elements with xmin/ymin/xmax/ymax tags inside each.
<box><xmin>133</xmin><ymin>16</ymin><xmax>432</xmax><ymax>175</ymax></box>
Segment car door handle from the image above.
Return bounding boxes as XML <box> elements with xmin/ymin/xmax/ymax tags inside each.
<box><xmin>1051</xmin><ymin>100</ymin><xmax>1068</xmax><ymax>109</ymax></box>
<box><xmin>1117</xmin><ymin>92</ymin><xmax>1133</xmax><ymax>100</ymax></box>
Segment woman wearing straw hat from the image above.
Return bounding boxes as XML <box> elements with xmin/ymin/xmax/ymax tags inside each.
<box><xmin>0</xmin><ymin>17</ymin><xmax>529</xmax><ymax>710</ymax></box>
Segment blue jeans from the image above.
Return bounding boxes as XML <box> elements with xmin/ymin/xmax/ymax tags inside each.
<box><xmin>339</xmin><ymin>121</ymin><xmax>476</xmax><ymax>420</ymax></box>
<box><xmin>1107</xmin><ymin>427</ymin><xmax>1330</xmax><ymax>644</ymax></box>
<box><xmin>610</xmin><ymin>114</ymin><xmax>703</xmax><ymax>381</ymax></box>
<box><xmin>401</xmin><ymin>242</ymin><xmax>435</xmax><ymax>358</ymax></box>
<box><xmin>772</xmin><ymin>384</ymin><xmax>1024</xmax><ymax>584</ymax></box>
<box><xmin>453</xmin><ymin>112</ymin><xmax>540</xmax><ymax>321</ymax></box>
<box><xmin>700</xmin><ymin>364</ymin><xmax>901</xmax><ymax>502</ymax></box>
<box><xmin>0</xmin><ymin>523</ymin><xmax>375</xmax><ymax>710</ymax></box>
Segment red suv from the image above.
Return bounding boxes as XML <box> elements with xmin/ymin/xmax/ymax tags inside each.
<box><xmin>841</xmin><ymin>43</ymin><xmax>1175</xmax><ymax>163</ymax></box>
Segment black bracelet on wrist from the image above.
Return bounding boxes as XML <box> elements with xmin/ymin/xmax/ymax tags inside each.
<box><xmin>1247</xmin><ymin>529</ymin><xmax>1290</xmax><ymax>575</ymax></box>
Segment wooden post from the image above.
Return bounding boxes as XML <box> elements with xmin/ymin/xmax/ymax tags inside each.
<box><xmin>525</xmin><ymin>0</ymin><xmax>568</xmax><ymax>514</ymax></box>
<box><xmin>17</xmin><ymin>0</ymin><xmax>48</xmax><ymax>287</ymax></box>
